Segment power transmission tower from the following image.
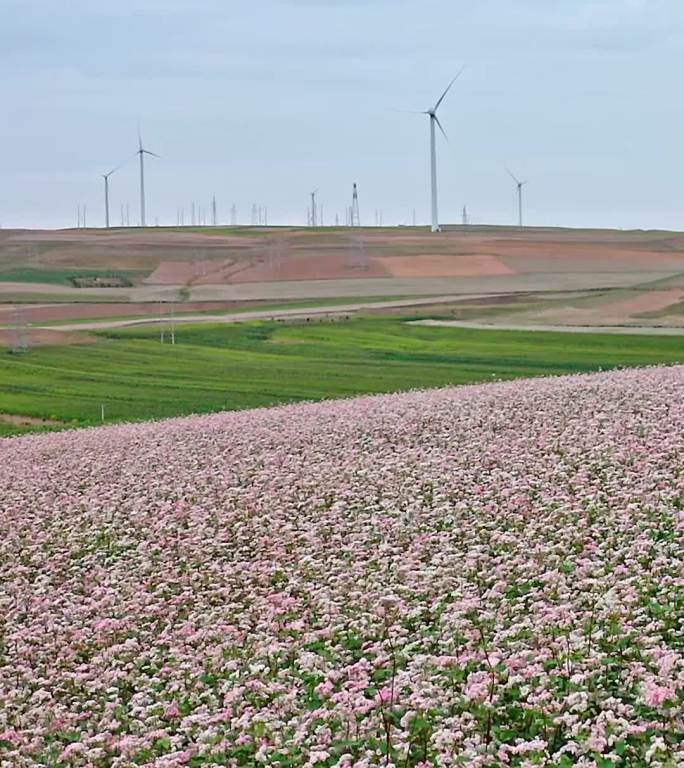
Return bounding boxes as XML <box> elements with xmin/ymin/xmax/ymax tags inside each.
<box><xmin>351</xmin><ymin>183</ymin><xmax>360</xmax><ymax>226</ymax></box>
<box><xmin>346</xmin><ymin>235</ymin><xmax>368</xmax><ymax>270</ymax></box>
<box><xmin>11</xmin><ymin>306</ymin><xmax>28</xmax><ymax>353</ymax></box>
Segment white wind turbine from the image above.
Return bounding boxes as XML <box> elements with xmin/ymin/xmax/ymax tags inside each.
<box><xmin>403</xmin><ymin>71</ymin><xmax>463</xmax><ymax>232</ymax></box>
<box><xmin>102</xmin><ymin>160</ymin><xmax>126</xmax><ymax>229</ymax></box>
<box><xmin>137</xmin><ymin>131</ymin><xmax>159</xmax><ymax>227</ymax></box>
<box><xmin>506</xmin><ymin>168</ymin><xmax>529</xmax><ymax>228</ymax></box>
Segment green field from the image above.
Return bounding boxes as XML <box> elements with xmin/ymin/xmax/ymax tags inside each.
<box><xmin>1</xmin><ymin>317</ymin><xmax>682</xmax><ymax>436</ymax></box>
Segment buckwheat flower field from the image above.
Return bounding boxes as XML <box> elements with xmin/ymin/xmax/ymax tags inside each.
<box><xmin>1</xmin><ymin>367</ymin><xmax>683</xmax><ymax>768</ymax></box>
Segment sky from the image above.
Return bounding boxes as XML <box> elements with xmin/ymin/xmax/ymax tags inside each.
<box><xmin>1</xmin><ymin>0</ymin><xmax>683</xmax><ymax>230</ymax></box>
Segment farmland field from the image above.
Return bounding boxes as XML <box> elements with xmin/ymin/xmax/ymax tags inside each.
<box><xmin>1</xmin><ymin>319</ymin><xmax>684</xmax><ymax>435</ymax></box>
<box><xmin>1</xmin><ymin>366</ymin><xmax>682</xmax><ymax>765</ymax></box>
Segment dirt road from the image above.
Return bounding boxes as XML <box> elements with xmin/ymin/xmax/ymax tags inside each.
<box><xmin>32</xmin><ymin>294</ymin><xmax>495</xmax><ymax>332</ymax></box>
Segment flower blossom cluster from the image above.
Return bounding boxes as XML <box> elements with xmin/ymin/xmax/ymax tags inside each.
<box><xmin>1</xmin><ymin>367</ymin><xmax>683</xmax><ymax>767</ymax></box>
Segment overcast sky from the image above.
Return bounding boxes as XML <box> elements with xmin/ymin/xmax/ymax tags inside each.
<box><xmin>2</xmin><ymin>0</ymin><xmax>683</xmax><ymax>230</ymax></box>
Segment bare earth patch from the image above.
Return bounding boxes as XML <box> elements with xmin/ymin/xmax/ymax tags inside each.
<box><xmin>377</xmin><ymin>253</ymin><xmax>515</xmax><ymax>278</ymax></box>
<box><xmin>0</xmin><ymin>328</ymin><xmax>96</xmax><ymax>347</ymax></box>
<box><xmin>0</xmin><ymin>413</ymin><xmax>62</xmax><ymax>427</ymax></box>
<box><xmin>528</xmin><ymin>288</ymin><xmax>684</xmax><ymax>326</ymax></box>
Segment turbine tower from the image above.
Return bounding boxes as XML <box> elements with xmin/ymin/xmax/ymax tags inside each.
<box><xmin>310</xmin><ymin>190</ymin><xmax>318</xmax><ymax>227</ymax></box>
<box><xmin>506</xmin><ymin>168</ymin><xmax>528</xmax><ymax>227</ymax></box>
<box><xmin>136</xmin><ymin>131</ymin><xmax>159</xmax><ymax>227</ymax></box>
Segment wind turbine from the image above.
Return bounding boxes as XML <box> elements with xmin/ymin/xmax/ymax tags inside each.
<box><xmin>102</xmin><ymin>163</ymin><xmax>123</xmax><ymax>229</ymax></box>
<box><xmin>506</xmin><ymin>168</ymin><xmax>528</xmax><ymax>228</ymax></box>
<box><xmin>310</xmin><ymin>190</ymin><xmax>318</xmax><ymax>227</ymax></box>
<box><xmin>136</xmin><ymin>131</ymin><xmax>159</xmax><ymax>227</ymax></box>
<box><xmin>403</xmin><ymin>71</ymin><xmax>463</xmax><ymax>232</ymax></box>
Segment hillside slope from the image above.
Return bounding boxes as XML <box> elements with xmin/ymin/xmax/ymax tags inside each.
<box><xmin>1</xmin><ymin>369</ymin><xmax>683</xmax><ymax>766</ymax></box>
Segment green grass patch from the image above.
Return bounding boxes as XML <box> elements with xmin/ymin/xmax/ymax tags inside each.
<box><xmin>1</xmin><ymin>318</ymin><xmax>682</xmax><ymax>436</ymax></box>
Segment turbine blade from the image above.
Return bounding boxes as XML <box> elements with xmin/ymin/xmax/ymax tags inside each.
<box><xmin>105</xmin><ymin>162</ymin><xmax>122</xmax><ymax>177</ymax></box>
<box><xmin>432</xmin><ymin>67</ymin><xmax>465</xmax><ymax>112</ymax></box>
<box><xmin>505</xmin><ymin>167</ymin><xmax>521</xmax><ymax>185</ymax></box>
<box><xmin>387</xmin><ymin>108</ymin><xmax>427</xmax><ymax>114</ymax></box>
<box><xmin>434</xmin><ymin>115</ymin><xmax>449</xmax><ymax>142</ymax></box>
<box><xmin>143</xmin><ymin>150</ymin><xmax>160</xmax><ymax>158</ymax></box>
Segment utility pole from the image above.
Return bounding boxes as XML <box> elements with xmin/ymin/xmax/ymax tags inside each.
<box><xmin>170</xmin><ymin>302</ymin><xmax>175</xmax><ymax>345</ymax></box>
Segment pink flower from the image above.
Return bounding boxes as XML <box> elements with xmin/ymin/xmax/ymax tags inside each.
<box><xmin>315</xmin><ymin>680</ymin><xmax>335</xmax><ymax>698</ymax></box>
<box><xmin>642</xmin><ymin>680</ymin><xmax>676</xmax><ymax>707</ymax></box>
<box><xmin>58</xmin><ymin>742</ymin><xmax>85</xmax><ymax>761</ymax></box>
<box><xmin>0</xmin><ymin>730</ymin><xmax>19</xmax><ymax>746</ymax></box>
<box><xmin>164</xmin><ymin>701</ymin><xmax>181</xmax><ymax>718</ymax></box>
<box><xmin>464</xmin><ymin>670</ymin><xmax>491</xmax><ymax>703</ymax></box>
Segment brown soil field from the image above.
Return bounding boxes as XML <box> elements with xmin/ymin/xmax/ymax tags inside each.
<box><xmin>530</xmin><ymin>288</ymin><xmax>684</xmax><ymax>326</ymax></box>
<box><xmin>0</xmin><ymin>300</ymin><xmax>284</xmax><ymax>324</ymax></box>
<box><xmin>0</xmin><ymin>328</ymin><xmax>95</xmax><ymax>347</ymax></box>
<box><xmin>1</xmin><ymin>225</ymin><xmax>683</xmax><ymax>328</ymax></box>
<box><xmin>228</xmin><ymin>253</ymin><xmax>389</xmax><ymax>283</ymax></box>
<box><xmin>377</xmin><ymin>254</ymin><xmax>514</xmax><ymax>278</ymax></box>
